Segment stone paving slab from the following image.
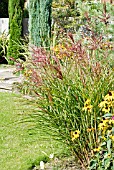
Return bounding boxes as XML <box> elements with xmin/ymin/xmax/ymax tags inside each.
<box><xmin>0</xmin><ymin>66</ymin><xmax>23</xmax><ymax>92</ymax></box>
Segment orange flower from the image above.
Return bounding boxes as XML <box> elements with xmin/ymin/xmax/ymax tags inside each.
<box><xmin>87</xmin><ymin>128</ymin><xmax>95</xmax><ymax>132</ymax></box>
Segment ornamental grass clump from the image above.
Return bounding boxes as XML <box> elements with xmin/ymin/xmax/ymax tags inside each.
<box><xmin>17</xmin><ymin>29</ymin><xmax>113</xmax><ymax>169</ymax></box>
<box><xmin>19</xmin><ymin>36</ymin><xmax>113</xmax><ymax>169</ymax></box>
<box><xmin>16</xmin><ymin>6</ymin><xmax>114</xmax><ymax>169</ymax></box>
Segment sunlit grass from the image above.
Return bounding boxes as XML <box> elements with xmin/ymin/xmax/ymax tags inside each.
<box><xmin>0</xmin><ymin>92</ymin><xmax>69</xmax><ymax>170</ymax></box>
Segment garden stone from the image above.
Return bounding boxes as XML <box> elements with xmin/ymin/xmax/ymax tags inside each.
<box><xmin>0</xmin><ymin>66</ymin><xmax>23</xmax><ymax>92</ymax></box>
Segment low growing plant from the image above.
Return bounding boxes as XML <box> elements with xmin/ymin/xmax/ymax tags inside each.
<box><xmin>89</xmin><ymin>91</ymin><xmax>114</xmax><ymax>170</ymax></box>
<box><xmin>0</xmin><ymin>32</ymin><xmax>8</xmax><ymax>63</ymax></box>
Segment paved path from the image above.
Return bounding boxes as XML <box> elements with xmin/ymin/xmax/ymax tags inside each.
<box><xmin>0</xmin><ymin>66</ymin><xmax>23</xmax><ymax>92</ymax></box>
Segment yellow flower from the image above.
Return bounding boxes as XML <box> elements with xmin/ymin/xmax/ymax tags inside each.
<box><xmin>85</xmin><ymin>99</ymin><xmax>91</xmax><ymax>105</ymax></box>
<box><xmin>98</xmin><ymin>120</ymin><xmax>108</xmax><ymax>130</ymax></box>
<box><xmin>102</xmin><ymin>136</ymin><xmax>106</xmax><ymax>140</ymax></box>
<box><xmin>98</xmin><ymin>101</ymin><xmax>108</xmax><ymax>108</ymax></box>
<box><xmin>71</xmin><ymin>130</ymin><xmax>80</xmax><ymax>141</ymax></box>
<box><xmin>82</xmin><ymin>99</ymin><xmax>93</xmax><ymax>112</ymax></box>
<box><xmin>82</xmin><ymin>105</ymin><xmax>93</xmax><ymax>112</ymax></box>
<box><xmin>107</xmin><ymin>154</ymin><xmax>111</xmax><ymax>158</ymax></box>
<box><xmin>108</xmin><ymin>100</ymin><xmax>114</xmax><ymax>107</ymax></box>
<box><xmin>93</xmin><ymin>147</ymin><xmax>101</xmax><ymax>152</ymax></box>
<box><xmin>109</xmin><ymin>135</ymin><xmax>114</xmax><ymax>141</ymax></box>
<box><xmin>87</xmin><ymin>128</ymin><xmax>95</xmax><ymax>132</ymax></box>
<box><xmin>98</xmin><ymin>123</ymin><xmax>106</xmax><ymax>130</ymax></box>
<box><xmin>102</xmin><ymin>107</ymin><xmax>110</xmax><ymax>113</ymax></box>
<box><xmin>24</xmin><ymin>69</ymin><xmax>32</xmax><ymax>78</ymax></box>
<box><xmin>102</xmin><ymin>119</ymin><xmax>109</xmax><ymax>124</ymax></box>
<box><xmin>28</xmin><ymin>69</ymin><xmax>32</xmax><ymax>74</ymax></box>
<box><xmin>108</xmin><ymin>119</ymin><xmax>114</xmax><ymax>124</ymax></box>
<box><xmin>104</xmin><ymin>91</ymin><xmax>114</xmax><ymax>101</ymax></box>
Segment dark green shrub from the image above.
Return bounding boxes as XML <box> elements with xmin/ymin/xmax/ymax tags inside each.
<box><xmin>7</xmin><ymin>0</ymin><xmax>25</xmax><ymax>64</ymax></box>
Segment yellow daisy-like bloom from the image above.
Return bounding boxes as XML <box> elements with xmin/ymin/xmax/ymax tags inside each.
<box><xmin>108</xmin><ymin>119</ymin><xmax>114</xmax><ymax>124</ymax></box>
<box><xmin>98</xmin><ymin>120</ymin><xmax>108</xmax><ymax>130</ymax></box>
<box><xmin>28</xmin><ymin>69</ymin><xmax>32</xmax><ymax>74</ymax></box>
<box><xmin>98</xmin><ymin>123</ymin><xmax>106</xmax><ymax>130</ymax></box>
<box><xmin>85</xmin><ymin>99</ymin><xmax>91</xmax><ymax>105</ymax></box>
<box><xmin>98</xmin><ymin>100</ymin><xmax>108</xmax><ymax>108</ymax></box>
<box><xmin>102</xmin><ymin>119</ymin><xmax>109</xmax><ymax>124</ymax></box>
<box><xmin>82</xmin><ymin>99</ymin><xmax>93</xmax><ymax>112</ymax></box>
<box><xmin>107</xmin><ymin>154</ymin><xmax>111</xmax><ymax>158</ymax></box>
<box><xmin>82</xmin><ymin>105</ymin><xmax>93</xmax><ymax>112</ymax></box>
<box><xmin>108</xmin><ymin>100</ymin><xmax>114</xmax><ymax>107</ymax></box>
<box><xmin>102</xmin><ymin>136</ymin><xmax>106</xmax><ymax>140</ymax></box>
<box><xmin>24</xmin><ymin>69</ymin><xmax>32</xmax><ymax>78</ymax></box>
<box><xmin>93</xmin><ymin>147</ymin><xmax>101</xmax><ymax>152</ymax></box>
<box><xmin>104</xmin><ymin>91</ymin><xmax>114</xmax><ymax>101</ymax></box>
<box><xmin>102</xmin><ymin>107</ymin><xmax>110</xmax><ymax>113</ymax></box>
<box><xmin>109</xmin><ymin>135</ymin><xmax>114</xmax><ymax>141</ymax></box>
<box><xmin>87</xmin><ymin>128</ymin><xmax>95</xmax><ymax>132</ymax></box>
<box><xmin>71</xmin><ymin>130</ymin><xmax>80</xmax><ymax>141</ymax></box>
<box><xmin>53</xmin><ymin>44</ymin><xmax>67</xmax><ymax>59</ymax></box>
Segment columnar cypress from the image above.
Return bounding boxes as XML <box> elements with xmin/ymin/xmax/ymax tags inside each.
<box><xmin>7</xmin><ymin>0</ymin><xmax>24</xmax><ymax>62</ymax></box>
<box><xmin>29</xmin><ymin>0</ymin><xmax>52</xmax><ymax>47</ymax></box>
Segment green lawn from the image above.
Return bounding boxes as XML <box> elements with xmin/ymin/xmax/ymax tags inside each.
<box><xmin>0</xmin><ymin>92</ymin><xmax>68</xmax><ymax>170</ymax></box>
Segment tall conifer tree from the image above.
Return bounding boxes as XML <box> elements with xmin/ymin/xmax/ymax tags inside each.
<box><xmin>7</xmin><ymin>0</ymin><xmax>24</xmax><ymax>62</ymax></box>
<box><xmin>29</xmin><ymin>0</ymin><xmax>52</xmax><ymax>47</ymax></box>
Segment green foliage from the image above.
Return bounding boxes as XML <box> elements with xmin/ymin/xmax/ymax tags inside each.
<box><xmin>29</xmin><ymin>0</ymin><xmax>52</xmax><ymax>47</ymax></box>
<box><xmin>77</xmin><ymin>1</ymin><xmax>114</xmax><ymax>40</ymax></box>
<box><xmin>89</xmin><ymin>96</ymin><xmax>114</xmax><ymax>170</ymax></box>
<box><xmin>52</xmin><ymin>0</ymin><xmax>79</xmax><ymax>33</ymax></box>
<box><xmin>17</xmin><ymin>31</ymin><xmax>113</xmax><ymax>169</ymax></box>
<box><xmin>37</xmin><ymin>62</ymin><xmax>113</xmax><ymax>169</ymax></box>
<box><xmin>7</xmin><ymin>0</ymin><xmax>25</xmax><ymax>64</ymax></box>
<box><xmin>0</xmin><ymin>33</ymin><xmax>8</xmax><ymax>59</ymax></box>
<box><xmin>52</xmin><ymin>0</ymin><xmax>114</xmax><ymax>46</ymax></box>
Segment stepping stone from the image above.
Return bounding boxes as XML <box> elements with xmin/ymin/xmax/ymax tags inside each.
<box><xmin>0</xmin><ymin>66</ymin><xmax>23</xmax><ymax>92</ymax></box>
